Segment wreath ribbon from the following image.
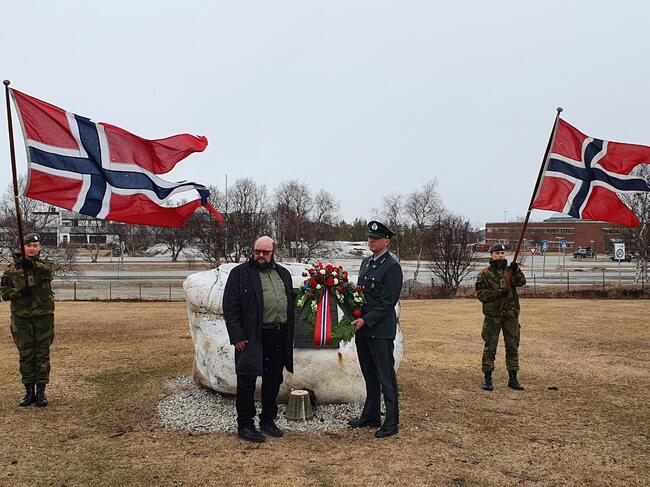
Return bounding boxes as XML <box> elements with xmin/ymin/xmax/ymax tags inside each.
<box><xmin>313</xmin><ymin>290</ymin><xmax>333</xmax><ymax>347</ymax></box>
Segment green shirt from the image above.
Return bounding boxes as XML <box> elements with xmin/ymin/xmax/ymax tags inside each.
<box><xmin>259</xmin><ymin>266</ymin><xmax>288</xmax><ymax>325</ymax></box>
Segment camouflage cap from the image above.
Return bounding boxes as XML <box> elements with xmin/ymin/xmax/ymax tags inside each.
<box><xmin>367</xmin><ymin>220</ymin><xmax>395</xmax><ymax>239</ymax></box>
<box><xmin>488</xmin><ymin>243</ymin><xmax>507</xmax><ymax>253</ymax></box>
<box><xmin>24</xmin><ymin>233</ymin><xmax>41</xmax><ymax>243</ymax></box>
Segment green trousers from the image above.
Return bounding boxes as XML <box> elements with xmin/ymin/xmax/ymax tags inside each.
<box><xmin>481</xmin><ymin>315</ymin><xmax>520</xmax><ymax>373</ymax></box>
<box><xmin>10</xmin><ymin>314</ymin><xmax>54</xmax><ymax>384</ymax></box>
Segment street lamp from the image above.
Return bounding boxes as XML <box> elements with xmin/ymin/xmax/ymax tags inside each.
<box><xmin>556</xmin><ymin>236</ymin><xmax>562</xmax><ymax>270</ymax></box>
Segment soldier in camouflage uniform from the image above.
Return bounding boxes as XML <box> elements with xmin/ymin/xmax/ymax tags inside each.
<box><xmin>1</xmin><ymin>233</ymin><xmax>55</xmax><ymax>407</ymax></box>
<box><xmin>475</xmin><ymin>243</ymin><xmax>526</xmax><ymax>391</ymax></box>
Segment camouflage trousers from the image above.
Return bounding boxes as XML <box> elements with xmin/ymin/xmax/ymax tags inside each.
<box><xmin>481</xmin><ymin>315</ymin><xmax>520</xmax><ymax>373</ymax></box>
<box><xmin>10</xmin><ymin>313</ymin><xmax>54</xmax><ymax>384</ymax></box>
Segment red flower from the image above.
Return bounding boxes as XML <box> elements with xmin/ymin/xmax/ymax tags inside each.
<box><xmin>353</xmin><ymin>309</ymin><xmax>362</xmax><ymax>318</ymax></box>
<box><xmin>355</xmin><ymin>286</ymin><xmax>362</xmax><ymax>293</ymax></box>
<box><xmin>338</xmin><ymin>287</ymin><xmax>346</xmax><ymax>295</ymax></box>
<box><xmin>326</xmin><ymin>264</ymin><xmax>333</xmax><ymax>272</ymax></box>
<box><xmin>309</xmin><ymin>278</ymin><xmax>317</xmax><ymax>287</ymax></box>
<box><xmin>302</xmin><ymin>272</ymin><xmax>308</xmax><ymax>277</ymax></box>
<box><xmin>326</xmin><ymin>277</ymin><xmax>335</xmax><ymax>287</ymax></box>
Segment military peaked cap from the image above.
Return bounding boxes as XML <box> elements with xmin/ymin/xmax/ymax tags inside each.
<box><xmin>488</xmin><ymin>243</ymin><xmax>507</xmax><ymax>253</ymax></box>
<box><xmin>367</xmin><ymin>220</ymin><xmax>396</xmax><ymax>239</ymax></box>
<box><xmin>24</xmin><ymin>233</ymin><xmax>41</xmax><ymax>243</ymax></box>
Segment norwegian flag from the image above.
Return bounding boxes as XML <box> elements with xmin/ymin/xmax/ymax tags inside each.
<box><xmin>532</xmin><ymin>118</ymin><xmax>650</xmax><ymax>227</ymax></box>
<box><xmin>9</xmin><ymin>89</ymin><xmax>224</xmax><ymax>227</ymax></box>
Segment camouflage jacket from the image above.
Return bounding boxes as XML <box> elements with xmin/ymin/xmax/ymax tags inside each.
<box><xmin>0</xmin><ymin>255</ymin><xmax>55</xmax><ymax>317</ymax></box>
<box><xmin>475</xmin><ymin>259</ymin><xmax>526</xmax><ymax>318</ymax></box>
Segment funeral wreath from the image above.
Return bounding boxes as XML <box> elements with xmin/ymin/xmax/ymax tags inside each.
<box><xmin>296</xmin><ymin>262</ymin><xmax>365</xmax><ymax>345</ymax></box>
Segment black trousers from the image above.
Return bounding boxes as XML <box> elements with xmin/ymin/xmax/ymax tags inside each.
<box><xmin>236</xmin><ymin>327</ymin><xmax>286</xmax><ymax>429</ymax></box>
<box><xmin>355</xmin><ymin>335</ymin><xmax>399</xmax><ymax>427</ymax></box>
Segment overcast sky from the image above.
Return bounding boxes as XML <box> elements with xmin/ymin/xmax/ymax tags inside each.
<box><xmin>2</xmin><ymin>1</ymin><xmax>650</xmax><ymax>227</ymax></box>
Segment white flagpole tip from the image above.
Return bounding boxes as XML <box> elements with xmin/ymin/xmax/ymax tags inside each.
<box><xmin>556</xmin><ymin>106</ymin><xmax>563</xmax><ymax>113</ymax></box>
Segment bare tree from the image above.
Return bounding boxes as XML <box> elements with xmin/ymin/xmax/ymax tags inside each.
<box><xmin>105</xmin><ymin>221</ymin><xmax>154</xmax><ymax>256</ymax></box>
<box><xmin>0</xmin><ymin>179</ymin><xmax>59</xmax><ymax>253</ymax></box>
<box><xmin>405</xmin><ymin>179</ymin><xmax>444</xmax><ymax>281</ymax></box>
<box><xmin>380</xmin><ymin>193</ymin><xmax>405</xmax><ymax>261</ymax></box>
<box><xmin>273</xmin><ymin>180</ymin><xmax>313</xmax><ymax>259</ymax></box>
<box><xmin>193</xmin><ymin>185</ymin><xmax>227</xmax><ymax>265</ymax></box>
<box><xmin>224</xmin><ymin>178</ymin><xmax>271</xmax><ymax>262</ymax></box>
<box><xmin>154</xmin><ymin>217</ymin><xmax>197</xmax><ymax>262</ymax></box>
<box><xmin>425</xmin><ymin>213</ymin><xmax>477</xmax><ymax>294</ymax></box>
<box><xmin>301</xmin><ymin>189</ymin><xmax>339</xmax><ymax>261</ymax></box>
<box><xmin>621</xmin><ymin>166</ymin><xmax>650</xmax><ymax>285</ymax></box>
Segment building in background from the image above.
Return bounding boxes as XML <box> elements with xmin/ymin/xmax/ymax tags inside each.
<box><xmin>484</xmin><ymin>215</ymin><xmax>627</xmax><ymax>253</ymax></box>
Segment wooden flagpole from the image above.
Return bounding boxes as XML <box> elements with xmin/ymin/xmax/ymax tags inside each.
<box><xmin>499</xmin><ymin>107</ymin><xmax>563</xmax><ymax>310</ymax></box>
<box><xmin>3</xmin><ymin>80</ymin><xmax>30</xmax><ymax>282</ymax></box>
<box><xmin>511</xmin><ymin>107</ymin><xmax>564</xmax><ymax>264</ymax></box>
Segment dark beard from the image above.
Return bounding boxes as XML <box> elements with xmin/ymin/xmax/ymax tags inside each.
<box><xmin>250</xmin><ymin>255</ymin><xmax>275</xmax><ymax>270</ymax></box>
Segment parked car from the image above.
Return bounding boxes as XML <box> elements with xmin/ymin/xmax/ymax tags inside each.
<box><xmin>573</xmin><ymin>247</ymin><xmax>594</xmax><ymax>258</ymax></box>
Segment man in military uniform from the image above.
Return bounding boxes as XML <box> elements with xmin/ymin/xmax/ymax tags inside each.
<box><xmin>475</xmin><ymin>243</ymin><xmax>526</xmax><ymax>391</ymax></box>
<box><xmin>349</xmin><ymin>221</ymin><xmax>403</xmax><ymax>438</ymax></box>
<box><xmin>0</xmin><ymin>233</ymin><xmax>55</xmax><ymax>407</ymax></box>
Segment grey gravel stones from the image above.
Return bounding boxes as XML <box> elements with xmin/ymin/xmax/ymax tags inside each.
<box><xmin>158</xmin><ymin>377</ymin><xmax>364</xmax><ymax>433</ymax></box>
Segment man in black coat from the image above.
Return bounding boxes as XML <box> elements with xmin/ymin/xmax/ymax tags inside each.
<box><xmin>349</xmin><ymin>221</ymin><xmax>403</xmax><ymax>438</ymax></box>
<box><xmin>223</xmin><ymin>236</ymin><xmax>295</xmax><ymax>443</ymax></box>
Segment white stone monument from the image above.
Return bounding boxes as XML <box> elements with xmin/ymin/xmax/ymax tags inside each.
<box><xmin>183</xmin><ymin>262</ymin><xmax>404</xmax><ymax>403</ymax></box>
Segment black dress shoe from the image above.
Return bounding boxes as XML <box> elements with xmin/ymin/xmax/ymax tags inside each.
<box><xmin>260</xmin><ymin>421</ymin><xmax>284</xmax><ymax>438</ymax></box>
<box><xmin>347</xmin><ymin>418</ymin><xmax>382</xmax><ymax>429</ymax></box>
<box><xmin>375</xmin><ymin>424</ymin><xmax>399</xmax><ymax>438</ymax></box>
<box><xmin>238</xmin><ymin>426</ymin><xmax>265</xmax><ymax>443</ymax></box>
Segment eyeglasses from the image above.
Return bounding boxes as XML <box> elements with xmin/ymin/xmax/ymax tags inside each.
<box><xmin>254</xmin><ymin>249</ymin><xmax>273</xmax><ymax>256</ymax></box>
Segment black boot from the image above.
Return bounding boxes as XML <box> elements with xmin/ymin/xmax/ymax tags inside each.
<box><xmin>36</xmin><ymin>383</ymin><xmax>48</xmax><ymax>407</ymax></box>
<box><xmin>508</xmin><ymin>370</ymin><xmax>524</xmax><ymax>390</ymax></box>
<box><xmin>482</xmin><ymin>372</ymin><xmax>493</xmax><ymax>391</ymax></box>
<box><xmin>19</xmin><ymin>384</ymin><xmax>35</xmax><ymax>407</ymax></box>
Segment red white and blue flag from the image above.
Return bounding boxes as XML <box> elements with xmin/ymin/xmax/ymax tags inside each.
<box><xmin>532</xmin><ymin>118</ymin><xmax>650</xmax><ymax>227</ymax></box>
<box><xmin>10</xmin><ymin>89</ymin><xmax>223</xmax><ymax>227</ymax></box>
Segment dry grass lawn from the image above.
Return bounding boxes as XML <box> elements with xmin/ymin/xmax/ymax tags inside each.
<box><xmin>0</xmin><ymin>299</ymin><xmax>648</xmax><ymax>486</ymax></box>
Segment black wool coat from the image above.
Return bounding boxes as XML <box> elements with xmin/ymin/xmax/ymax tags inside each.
<box><xmin>223</xmin><ymin>261</ymin><xmax>295</xmax><ymax>376</ymax></box>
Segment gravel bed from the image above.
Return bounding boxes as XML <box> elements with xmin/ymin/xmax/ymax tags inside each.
<box><xmin>158</xmin><ymin>376</ymin><xmax>364</xmax><ymax>433</ymax></box>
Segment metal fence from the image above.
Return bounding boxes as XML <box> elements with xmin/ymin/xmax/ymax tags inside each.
<box><xmin>52</xmin><ymin>280</ymin><xmax>186</xmax><ymax>301</ymax></box>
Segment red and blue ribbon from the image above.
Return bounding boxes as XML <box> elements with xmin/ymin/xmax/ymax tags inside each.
<box><xmin>314</xmin><ymin>290</ymin><xmax>333</xmax><ymax>347</ymax></box>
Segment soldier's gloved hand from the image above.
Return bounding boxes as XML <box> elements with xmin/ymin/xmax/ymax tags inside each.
<box><xmin>509</xmin><ymin>262</ymin><xmax>519</xmax><ymax>272</ymax></box>
<box><xmin>21</xmin><ymin>258</ymin><xmax>34</xmax><ymax>270</ymax></box>
<box><xmin>498</xmin><ymin>288</ymin><xmax>509</xmax><ymax>298</ymax></box>
<box><xmin>20</xmin><ymin>287</ymin><xmax>32</xmax><ymax>298</ymax></box>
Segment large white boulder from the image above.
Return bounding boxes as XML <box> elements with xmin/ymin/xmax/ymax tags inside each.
<box><xmin>183</xmin><ymin>262</ymin><xmax>404</xmax><ymax>403</ymax></box>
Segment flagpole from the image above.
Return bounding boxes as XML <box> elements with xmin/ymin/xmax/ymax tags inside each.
<box><xmin>511</xmin><ymin>107</ymin><xmax>564</xmax><ymax>263</ymax></box>
<box><xmin>3</xmin><ymin>80</ymin><xmax>29</xmax><ymax>274</ymax></box>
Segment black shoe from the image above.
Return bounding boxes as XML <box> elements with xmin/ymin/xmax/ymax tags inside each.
<box><xmin>238</xmin><ymin>426</ymin><xmax>265</xmax><ymax>443</ymax></box>
<box><xmin>347</xmin><ymin>418</ymin><xmax>381</xmax><ymax>429</ymax></box>
<box><xmin>19</xmin><ymin>384</ymin><xmax>35</xmax><ymax>407</ymax></box>
<box><xmin>375</xmin><ymin>424</ymin><xmax>399</xmax><ymax>438</ymax></box>
<box><xmin>507</xmin><ymin>371</ymin><xmax>524</xmax><ymax>391</ymax></box>
<box><xmin>260</xmin><ymin>421</ymin><xmax>284</xmax><ymax>438</ymax></box>
<box><xmin>35</xmin><ymin>383</ymin><xmax>48</xmax><ymax>407</ymax></box>
<box><xmin>482</xmin><ymin>372</ymin><xmax>493</xmax><ymax>391</ymax></box>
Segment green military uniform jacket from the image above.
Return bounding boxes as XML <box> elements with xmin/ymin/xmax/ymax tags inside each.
<box><xmin>475</xmin><ymin>259</ymin><xmax>526</xmax><ymax>319</ymax></box>
<box><xmin>1</xmin><ymin>256</ymin><xmax>55</xmax><ymax>317</ymax></box>
<box><xmin>357</xmin><ymin>251</ymin><xmax>403</xmax><ymax>339</ymax></box>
